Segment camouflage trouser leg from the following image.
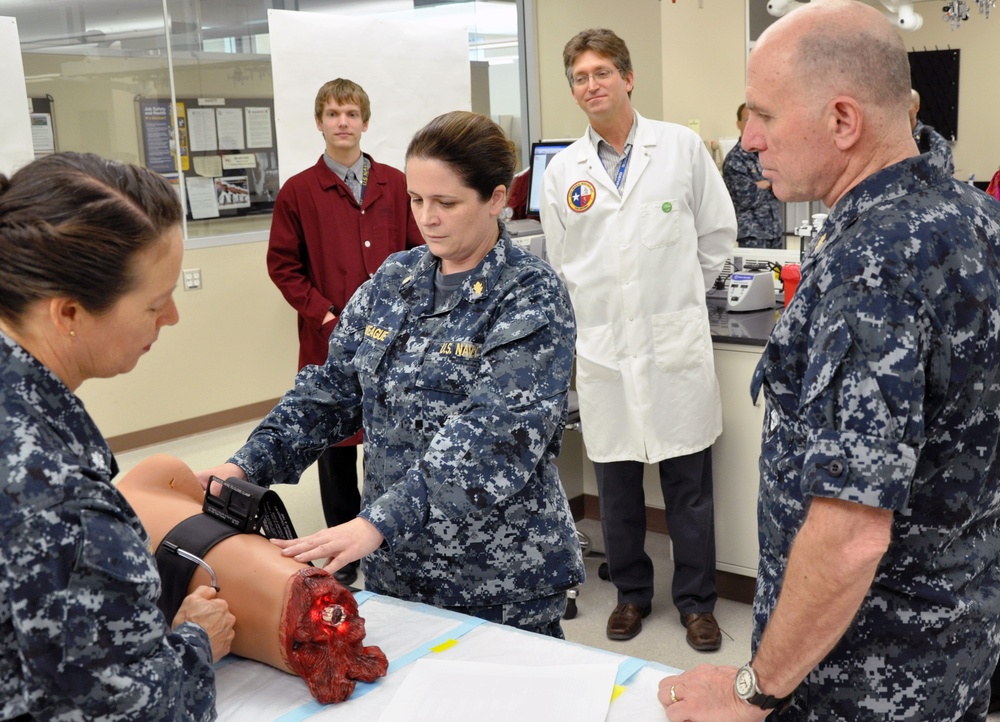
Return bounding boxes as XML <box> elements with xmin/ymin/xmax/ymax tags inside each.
<box><xmin>445</xmin><ymin>591</ymin><xmax>567</xmax><ymax>639</ymax></box>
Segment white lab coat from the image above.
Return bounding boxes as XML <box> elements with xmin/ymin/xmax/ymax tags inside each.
<box><xmin>541</xmin><ymin>113</ymin><xmax>736</xmax><ymax>463</ymax></box>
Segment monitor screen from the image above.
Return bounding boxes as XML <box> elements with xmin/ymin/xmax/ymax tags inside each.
<box><xmin>525</xmin><ymin>140</ymin><xmax>573</xmax><ymax>218</ymax></box>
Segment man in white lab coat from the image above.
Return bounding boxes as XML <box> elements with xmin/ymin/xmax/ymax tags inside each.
<box><xmin>540</xmin><ymin>28</ymin><xmax>736</xmax><ymax>648</ymax></box>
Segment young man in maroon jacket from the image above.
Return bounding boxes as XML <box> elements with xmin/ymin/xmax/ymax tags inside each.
<box><xmin>266</xmin><ymin>78</ymin><xmax>423</xmax><ymax>585</ymax></box>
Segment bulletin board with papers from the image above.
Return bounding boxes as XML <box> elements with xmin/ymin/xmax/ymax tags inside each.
<box><xmin>136</xmin><ymin>96</ymin><xmax>280</xmax><ymax>221</ymax></box>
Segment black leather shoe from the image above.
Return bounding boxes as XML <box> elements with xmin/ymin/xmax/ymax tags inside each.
<box><xmin>607</xmin><ymin>602</ymin><xmax>652</xmax><ymax>641</ymax></box>
<box><xmin>333</xmin><ymin>563</ymin><xmax>358</xmax><ymax>587</ymax></box>
<box><xmin>598</xmin><ymin>562</ymin><xmax>610</xmax><ymax>581</ymax></box>
<box><xmin>682</xmin><ymin>612</ymin><xmax>722</xmax><ymax>651</ymax></box>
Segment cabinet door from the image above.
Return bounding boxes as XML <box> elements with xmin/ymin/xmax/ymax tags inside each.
<box><xmin>712</xmin><ymin>343</ymin><xmax>765</xmax><ymax>577</ymax></box>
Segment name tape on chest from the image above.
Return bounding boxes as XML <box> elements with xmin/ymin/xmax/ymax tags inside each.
<box><xmin>439</xmin><ymin>341</ymin><xmax>480</xmax><ymax>359</ymax></box>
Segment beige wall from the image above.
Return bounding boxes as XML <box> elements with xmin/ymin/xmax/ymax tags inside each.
<box><xmin>660</xmin><ymin>2</ymin><xmax>747</xmax><ymax>147</ymax></box>
<box><xmin>76</xmin><ymin>240</ymin><xmax>298</xmax><ymax>439</ymax></box>
<box><xmin>903</xmin><ymin>16</ymin><xmax>999</xmax><ymax>182</ymax></box>
<box><xmin>536</xmin><ymin>1</ymin><xmax>745</xmax><ymax>154</ymax></box>
<box><xmin>536</xmin><ymin>0</ymin><xmax>663</xmax><ymax>140</ymax></box>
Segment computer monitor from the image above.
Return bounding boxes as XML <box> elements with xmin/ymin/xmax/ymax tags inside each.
<box><xmin>525</xmin><ymin>140</ymin><xmax>573</xmax><ymax>218</ymax></box>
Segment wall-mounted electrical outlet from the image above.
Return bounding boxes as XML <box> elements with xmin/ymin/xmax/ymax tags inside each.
<box><xmin>183</xmin><ymin>268</ymin><xmax>202</xmax><ymax>290</ymax></box>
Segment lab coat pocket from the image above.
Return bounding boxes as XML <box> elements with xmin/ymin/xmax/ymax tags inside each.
<box><xmin>576</xmin><ymin>324</ymin><xmax>621</xmax><ymax>382</ymax></box>
<box><xmin>640</xmin><ymin>199</ymin><xmax>682</xmax><ymax>249</ymax></box>
<box><xmin>651</xmin><ymin>307</ymin><xmax>710</xmax><ymax>373</ymax></box>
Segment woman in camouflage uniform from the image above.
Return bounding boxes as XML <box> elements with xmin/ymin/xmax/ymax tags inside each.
<box><xmin>201</xmin><ymin>112</ymin><xmax>584</xmax><ymax>638</ymax></box>
<box><xmin>0</xmin><ymin>153</ymin><xmax>235</xmax><ymax>721</ymax></box>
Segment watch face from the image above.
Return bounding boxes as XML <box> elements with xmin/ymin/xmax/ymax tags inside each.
<box><xmin>735</xmin><ymin>666</ymin><xmax>755</xmax><ymax>698</ymax></box>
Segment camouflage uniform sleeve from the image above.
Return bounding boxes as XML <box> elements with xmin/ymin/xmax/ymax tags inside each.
<box><xmin>230</xmin><ymin>280</ymin><xmax>373</xmax><ymax>485</ymax></box>
<box><xmin>3</xmin><ymin>500</ymin><xmax>216</xmax><ymax>720</ymax></box>
<box><xmin>799</xmin><ymin>280</ymin><xmax>925</xmax><ymax>510</ymax></box>
<box><xmin>361</xmin><ymin>269</ymin><xmax>576</xmax><ymax>546</ymax></box>
<box><xmin>929</xmin><ymin>130</ymin><xmax>955</xmax><ymax>177</ymax></box>
<box><xmin>723</xmin><ymin>148</ymin><xmax>762</xmax><ymax>212</ymax></box>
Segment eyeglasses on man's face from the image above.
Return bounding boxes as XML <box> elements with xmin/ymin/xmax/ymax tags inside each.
<box><xmin>572</xmin><ymin>67</ymin><xmax>618</xmax><ymax>87</ymax></box>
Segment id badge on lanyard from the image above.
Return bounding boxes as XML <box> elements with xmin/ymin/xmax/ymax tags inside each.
<box><xmin>614</xmin><ymin>145</ymin><xmax>632</xmax><ymax>192</ymax></box>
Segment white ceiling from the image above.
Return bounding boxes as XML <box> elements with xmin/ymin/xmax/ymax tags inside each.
<box><xmin>0</xmin><ymin>0</ymin><xmax>517</xmax><ymax>51</ymax></box>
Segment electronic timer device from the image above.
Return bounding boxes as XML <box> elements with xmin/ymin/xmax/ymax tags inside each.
<box><xmin>726</xmin><ymin>271</ymin><xmax>777</xmax><ymax>313</ymax></box>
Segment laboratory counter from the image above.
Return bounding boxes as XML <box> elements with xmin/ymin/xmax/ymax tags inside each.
<box><xmin>705</xmin><ymin>296</ymin><xmax>778</xmax><ymax>589</ymax></box>
<box><xmin>706</xmin><ymin>296</ymin><xmax>781</xmax><ymax>348</ymax></box>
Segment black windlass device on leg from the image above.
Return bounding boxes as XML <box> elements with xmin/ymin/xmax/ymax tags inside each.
<box><xmin>153</xmin><ymin>476</ymin><xmax>299</xmax><ymax>621</ymax></box>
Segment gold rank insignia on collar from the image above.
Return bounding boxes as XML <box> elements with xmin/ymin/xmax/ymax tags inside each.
<box><xmin>814</xmin><ymin>233</ymin><xmax>827</xmax><ymax>251</ymax></box>
<box><xmin>401</xmin><ymin>275</ymin><xmax>412</xmax><ymax>286</ymax></box>
<box><xmin>471</xmin><ymin>279</ymin><xmax>485</xmax><ymax>298</ymax></box>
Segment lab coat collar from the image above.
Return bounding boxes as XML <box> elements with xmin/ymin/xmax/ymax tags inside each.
<box><xmin>573</xmin><ymin>112</ymin><xmax>655</xmax><ymax>199</ymax></box>
<box><xmin>575</xmin><ymin>112</ymin><xmax>656</xmax><ymax>159</ymax></box>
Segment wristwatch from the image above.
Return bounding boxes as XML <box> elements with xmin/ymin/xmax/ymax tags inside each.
<box><xmin>735</xmin><ymin>663</ymin><xmax>792</xmax><ymax>712</ymax></box>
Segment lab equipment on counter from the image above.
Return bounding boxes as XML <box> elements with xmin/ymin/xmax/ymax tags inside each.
<box><xmin>780</xmin><ymin>263</ymin><xmax>801</xmax><ymax>307</ymax></box>
<box><xmin>727</xmin><ymin>271</ymin><xmax>777</xmax><ymax>312</ymax></box>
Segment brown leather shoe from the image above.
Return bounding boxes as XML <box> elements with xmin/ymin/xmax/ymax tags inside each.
<box><xmin>682</xmin><ymin>612</ymin><xmax>722</xmax><ymax>651</ymax></box>
<box><xmin>607</xmin><ymin>602</ymin><xmax>652</xmax><ymax>641</ymax></box>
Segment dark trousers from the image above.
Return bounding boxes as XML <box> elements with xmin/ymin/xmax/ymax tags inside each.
<box><xmin>317</xmin><ymin>445</ymin><xmax>361</xmax><ymax>529</ymax></box>
<box><xmin>444</xmin><ymin>591</ymin><xmax>568</xmax><ymax>639</ymax></box>
<box><xmin>594</xmin><ymin>447</ymin><xmax>717</xmax><ymax>615</ymax></box>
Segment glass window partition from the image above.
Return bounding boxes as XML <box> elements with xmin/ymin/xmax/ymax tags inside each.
<box><xmin>6</xmin><ymin>0</ymin><xmax>527</xmax><ymax>246</ymax></box>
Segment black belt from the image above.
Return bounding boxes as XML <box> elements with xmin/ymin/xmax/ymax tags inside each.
<box><xmin>154</xmin><ymin>476</ymin><xmax>299</xmax><ymax>621</ymax></box>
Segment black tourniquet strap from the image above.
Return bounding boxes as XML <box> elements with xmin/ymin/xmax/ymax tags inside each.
<box><xmin>154</xmin><ymin>476</ymin><xmax>299</xmax><ymax>622</ymax></box>
<box><xmin>202</xmin><ymin>475</ymin><xmax>298</xmax><ymax>539</ymax></box>
<box><xmin>154</xmin><ymin>514</ymin><xmax>241</xmax><ymax>622</ymax></box>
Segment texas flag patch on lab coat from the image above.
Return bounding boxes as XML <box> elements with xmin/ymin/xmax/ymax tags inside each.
<box><xmin>567</xmin><ymin>181</ymin><xmax>596</xmax><ymax>212</ymax></box>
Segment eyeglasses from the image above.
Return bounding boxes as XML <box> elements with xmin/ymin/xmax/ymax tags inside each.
<box><xmin>571</xmin><ymin>68</ymin><xmax>617</xmax><ymax>87</ymax></box>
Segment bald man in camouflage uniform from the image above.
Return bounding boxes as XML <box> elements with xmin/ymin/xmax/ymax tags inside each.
<box><xmin>660</xmin><ymin>2</ymin><xmax>1000</xmax><ymax>720</ymax></box>
<box><xmin>226</xmin><ymin>234</ymin><xmax>583</xmax><ymax>636</ymax></box>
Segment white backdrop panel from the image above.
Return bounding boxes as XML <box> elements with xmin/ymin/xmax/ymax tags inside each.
<box><xmin>0</xmin><ymin>17</ymin><xmax>34</xmax><ymax>177</ymax></box>
<box><xmin>268</xmin><ymin>9</ymin><xmax>471</xmax><ymax>185</ymax></box>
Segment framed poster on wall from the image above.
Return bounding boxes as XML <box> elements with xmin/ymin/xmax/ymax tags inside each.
<box><xmin>137</xmin><ymin>96</ymin><xmax>280</xmax><ymax>220</ymax></box>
